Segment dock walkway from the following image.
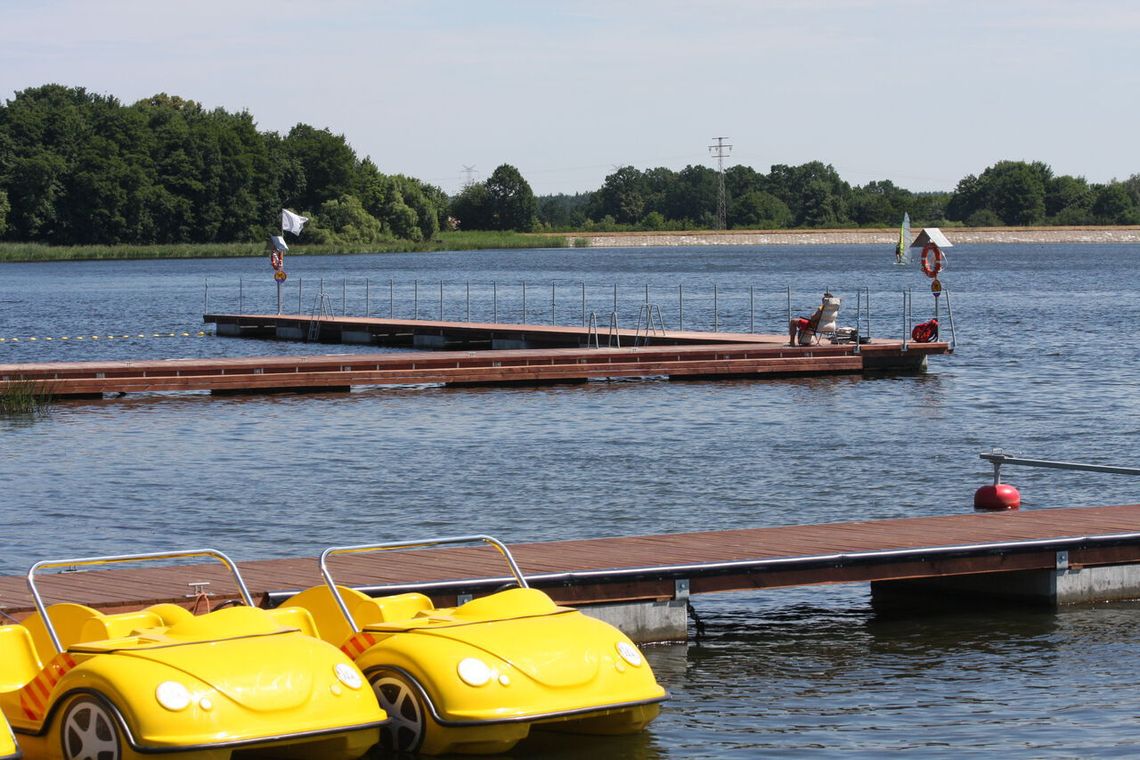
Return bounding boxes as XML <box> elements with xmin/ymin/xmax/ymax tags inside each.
<box><xmin>0</xmin><ymin>316</ymin><xmax>949</xmax><ymax>397</ymax></box>
<box><xmin>3</xmin><ymin>504</ymin><xmax>1138</xmax><ymax>617</ymax></box>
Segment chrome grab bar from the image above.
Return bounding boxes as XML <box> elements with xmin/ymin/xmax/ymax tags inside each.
<box><xmin>319</xmin><ymin>535</ymin><xmax>528</xmax><ymax>633</ymax></box>
<box><xmin>27</xmin><ymin>548</ymin><xmax>255</xmax><ymax>654</ymax></box>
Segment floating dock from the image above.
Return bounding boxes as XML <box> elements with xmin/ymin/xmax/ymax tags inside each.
<box><xmin>3</xmin><ymin>505</ymin><xmax>1138</xmax><ymax>642</ymax></box>
<box><xmin>0</xmin><ymin>316</ymin><xmax>949</xmax><ymax>397</ymax></box>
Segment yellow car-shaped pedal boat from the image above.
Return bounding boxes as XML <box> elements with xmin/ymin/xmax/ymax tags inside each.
<box><xmin>0</xmin><ymin>549</ymin><xmax>385</xmax><ymax>760</ymax></box>
<box><xmin>280</xmin><ymin>534</ymin><xmax>667</xmax><ymax>755</ymax></box>
<box><xmin>0</xmin><ymin>712</ymin><xmax>18</xmax><ymax>760</ymax></box>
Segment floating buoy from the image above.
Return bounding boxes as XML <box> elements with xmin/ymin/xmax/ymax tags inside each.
<box><xmin>974</xmin><ymin>483</ymin><xmax>1021</xmax><ymax>511</ymax></box>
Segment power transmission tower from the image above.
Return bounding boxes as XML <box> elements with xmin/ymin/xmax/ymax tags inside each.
<box><xmin>461</xmin><ymin>165</ymin><xmax>477</xmax><ymax>188</ymax></box>
<box><xmin>708</xmin><ymin>136</ymin><xmax>733</xmax><ymax>230</ymax></box>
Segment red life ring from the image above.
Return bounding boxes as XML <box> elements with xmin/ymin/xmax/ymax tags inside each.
<box><xmin>270</xmin><ymin>250</ymin><xmax>282</xmax><ymax>271</ymax></box>
<box><xmin>920</xmin><ymin>243</ymin><xmax>944</xmax><ymax>278</ymax></box>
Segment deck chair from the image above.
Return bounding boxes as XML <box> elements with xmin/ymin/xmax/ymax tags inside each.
<box><xmin>798</xmin><ymin>295</ymin><xmax>841</xmax><ymax>345</ymax></box>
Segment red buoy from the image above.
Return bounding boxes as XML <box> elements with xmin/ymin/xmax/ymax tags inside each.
<box><xmin>974</xmin><ymin>483</ymin><xmax>1021</xmax><ymax>511</ymax></box>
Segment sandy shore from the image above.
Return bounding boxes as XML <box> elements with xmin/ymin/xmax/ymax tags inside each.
<box><xmin>566</xmin><ymin>226</ymin><xmax>1140</xmax><ymax>247</ymax></box>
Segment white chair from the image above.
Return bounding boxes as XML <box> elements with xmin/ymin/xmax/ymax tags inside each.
<box><xmin>796</xmin><ymin>296</ymin><xmax>841</xmax><ymax>345</ymax></box>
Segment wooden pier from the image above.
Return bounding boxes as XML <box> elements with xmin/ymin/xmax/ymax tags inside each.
<box><xmin>0</xmin><ymin>316</ymin><xmax>949</xmax><ymax>397</ymax></box>
<box><xmin>3</xmin><ymin>505</ymin><xmax>1139</xmax><ymax>641</ymax></box>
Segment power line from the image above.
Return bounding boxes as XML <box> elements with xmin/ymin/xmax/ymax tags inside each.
<box><xmin>708</xmin><ymin>136</ymin><xmax>733</xmax><ymax>230</ymax></box>
<box><xmin>461</xmin><ymin>164</ymin><xmax>477</xmax><ymax>188</ymax></box>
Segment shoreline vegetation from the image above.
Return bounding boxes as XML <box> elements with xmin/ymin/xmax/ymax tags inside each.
<box><xmin>1</xmin><ymin>226</ymin><xmax>1137</xmax><ymax>263</ymax></box>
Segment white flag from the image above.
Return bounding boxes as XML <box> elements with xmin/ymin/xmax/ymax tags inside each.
<box><xmin>281</xmin><ymin>208</ymin><xmax>309</xmax><ymax>235</ymax></box>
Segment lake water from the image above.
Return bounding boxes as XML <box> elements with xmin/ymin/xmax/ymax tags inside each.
<box><xmin>2</xmin><ymin>244</ymin><xmax>1139</xmax><ymax>757</ymax></box>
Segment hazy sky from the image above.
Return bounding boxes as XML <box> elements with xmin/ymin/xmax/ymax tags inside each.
<box><xmin>3</xmin><ymin>0</ymin><xmax>1137</xmax><ymax>196</ymax></box>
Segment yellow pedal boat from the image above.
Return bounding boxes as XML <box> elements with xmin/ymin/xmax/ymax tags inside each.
<box><xmin>280</xmin><ymin>534</ymin><xmax>667</xmax><ymax>755</ymax></box>
<box><xmin>0</xmin><ymin>712</ymin><xmax>17</xmax><ymax>760</ymax></box>
<box><xmin>0</xmin><ymin>549</ymin><xmax>385</xmax><ymax>760</ymax></box>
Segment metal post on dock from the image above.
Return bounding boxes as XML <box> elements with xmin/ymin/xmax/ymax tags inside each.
<box><xmin>203</xmin><ymin>277</ymin><xmax>209</xmax><ymax>313</ymax></box>
<box><xmin>613</xmin><ymin>284</ymin><xmax>618</xmax><ymax>324</ymax></box>
<box><xmin>276</xmin><ymin>277</ymin><xmax>282</xmax><ymax>315</ymax></box>
<box><xmin>389</xmin><ymin>279</ymin><xmax>394</xmax><ymax>318</ymax></box>
<box><xmin>902</xmin><ymin>289</ymin><xmax>910</xmax><ymax>351</ymax></box>
<box><xmin>786</xmin><ymin>287</ymin><xmax>791</xmax><ymax>328</ymax></box>
<box><xmin>493</xmin><ymin>281</ymin><xmax>498</xmax><ymax>323</ymax></box>
<box><xmin>439</xmin><ymin>280</ymin><xmax>444</xmax><ymax>321</ymax></box>
<box><xmin>298</xmin><ymin>279</ymin><xmax>303</xmax><ymax>314</ymax></box>
<box><xmin>581</xmin><ymin>282</ymin><xmax>586</xmax><ymax>327</ymax></box>
<box><xmin>551</xmin><ymin>280</ymin><xmax>556</xmax><ymax>325</ymax></box>
<box><xmin>365</xmin><ymin>279</ymin><xmax>370</xmax><ymax>317</ymax></box>
<box><xmin>645</xmin><ymin>284</ymin><xmax>649</xmax><ymax>304</ymax></box>
<box><xmin>414</xmin><ymin>280</ymin><xmax>418</xmax><ymax>320</ymax></box>
<box><xmin>466</xmin><ymin>281</ymin><xmax>470</xmax><ymax>322</ymax></box>
<box><xmin>750</xmin><ymin>286</ymin><xmax>755</xmax><ymax>333</ymax></box>
<box><xmin>342</xmin><ymin>278</ymin><xmax>347</xmax><ymax>315</ymax></box>
<box><xmin>943</xmin><ymin>289</ymin><xmax>957</xmax><ymax>350</ymax></box>
<box><xmin>713</xmin><ymin>284</ymin><xmax>719</xmax><ymax>333</ymax></box>
<box><xmin>239</xmin><ymin>277</ymin><xmax>243</xmax><ymax>314</ymax></box>
<box><xmin>522</xmin><ymin>281</ymin><xmax>527</xmax><ymax>324</ymax></box>
<box><xmin>865</xmin><ymin>287</ymin><xmax>872</xmax><ymax>342</ymax></box>
<box><xmin>679</xmin><ymin>284</ymin><xmax>684</xmax><ymax>331</ymax></box>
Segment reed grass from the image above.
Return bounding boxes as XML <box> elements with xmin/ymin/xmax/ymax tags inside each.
<box><xmin>0</xmin><ymin>232</ymin><xmax>569</xmax><ymax>263</ymax></box>
<box><xmin>0</xmin><ymin>380</ymin><xmax>53</xmax><ymax>417</ymax></box>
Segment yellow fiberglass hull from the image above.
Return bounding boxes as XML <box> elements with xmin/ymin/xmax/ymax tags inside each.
<box><xmin>0</xmin><ymin>713</ymin><xmax>18</xmax><ymax>760</ymax></box>
<box><xmin>286</xmin><ymin>586</ymin><xmax>666</xmax><ymax>755</ymax></box>
<box><xmin>1</xmin><ymin>605</ymin><xmax>384</xmax><ymax>760</ymax></box>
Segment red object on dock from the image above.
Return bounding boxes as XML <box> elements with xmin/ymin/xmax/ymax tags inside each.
<box><xmin>974</xmin><ymin>484</ymin><xmax>1021</xmax><ymax>511</ymax></box>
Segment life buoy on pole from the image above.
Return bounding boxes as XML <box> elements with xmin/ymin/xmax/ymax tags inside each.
<box><xmin>270</xmin><ymin>250</ymin><xmax>282</xmax><ymax>271</ymax></box>
<box><xmin>920</xmin><ymin>242</ymin><xmax>944</xmax><ymax>278</ymax></box>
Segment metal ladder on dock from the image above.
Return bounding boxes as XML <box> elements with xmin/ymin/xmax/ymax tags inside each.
<box><xmin>307</xmin><ymin>290</ymin><xmax>334</xmax><ymax>342</ymax></box>
<box><xmin>633</xmin><ymin>304</ymin><xmax>666</xmax><ymax>347</ymax></box>
<box><xmin>585</xmin><ymin>311</ymin><xmax>622</xmax><ymax>349</ymax></box>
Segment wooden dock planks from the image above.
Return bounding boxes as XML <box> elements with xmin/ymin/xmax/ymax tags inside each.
<box><xmin>2</xmin><ymin>504</ymin><xmax>1137</xmax><ymax>616</ymax></box>
<box><xmin>0</xmin><ymin>343</ymin><xmax>875</xmax><ymax>396</ymax></box>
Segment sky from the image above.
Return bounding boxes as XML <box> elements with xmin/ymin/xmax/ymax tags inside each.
<box><xmin>3</xmin><ymin>0</ymin><xmax>1138</xmax><ymax>197</ymax></box>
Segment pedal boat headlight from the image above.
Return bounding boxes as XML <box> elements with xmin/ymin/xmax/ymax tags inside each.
<box><xmin>155</xmin><ymin>680</ymin><xmax>192</xmax><ymax>711</ymax></box>
<box><xmin>335</xmin><ymin>663</ymin><xmax>364</xmax><ymax>690</ymax></box>
<box><xmin>457</xmin><ymin>657</ymin><xmax>494</xmax><ymax>687</ymax></box>
<box><xmin>616</xmin><ymin>641</ymin><xmax>643</xmax><ymax>667</ymax></box>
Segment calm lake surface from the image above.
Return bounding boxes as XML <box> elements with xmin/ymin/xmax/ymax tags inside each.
<box><xmin>2</xmin><ymin>243</ymin><xmax>1139</xmax><ymax>757</ymax></box>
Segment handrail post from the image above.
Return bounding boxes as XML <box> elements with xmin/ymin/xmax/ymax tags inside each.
<box><xmin>750</xmin><ymin>286</ymin><xmax>755</xmax><ymax>333</ymax></box>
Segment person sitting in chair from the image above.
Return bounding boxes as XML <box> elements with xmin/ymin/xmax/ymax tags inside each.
<box><xmin>789</xmin><ymin>292</ymin><xmax>840</xmax><ymax>346</ymax></box>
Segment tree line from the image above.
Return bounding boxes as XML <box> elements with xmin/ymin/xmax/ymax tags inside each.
<box><xmin>1</xmin><ymin>85</ymin><xmax>1138</xmax><ymax>246</ymax></box>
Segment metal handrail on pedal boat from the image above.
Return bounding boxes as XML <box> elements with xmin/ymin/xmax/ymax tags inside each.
<box><xmin>319</xmin><ymin>535</ymin><xmax>528</xmax><ymax>632</ymax></box>
<box><xmin>27</xmin><ymin>548</ymin><xmax>255</xmax><ymax>653</ymax></box>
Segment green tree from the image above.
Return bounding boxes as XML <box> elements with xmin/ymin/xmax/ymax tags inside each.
<box><xmin>0</xmin><ymin>189</ymin><xmax>8</xmax><ymax>236</ymax></box>
<box><xmin>731</xmin><ymin>191</ymin><xmax>792</xmax><ymax>228</ymax></box>
<box><xmin>639</xmin><ymin>210</ymin><xmax>667</xmax><ymax>230</ymax></box>
<box><xmin>987</xmin><ymin>161</ymin><xmax>1047</xmax><ymax>225</ymax></box>
<box><xmin>948</xmin><ymin>161</ymin><xmax>1048</xmax><ymax>226</ymax></box>
<box><xmin>450</xmin><ymin>183</ymin><xmax>492</xmax><ymax>230</ymax></box>
<box><xmin>283</xmin><ymin>124</ymin><xmax>358</xmax><ymax>212</ymax></box>
<box><xmin>594</xmin><ymin>166</ymin><xmax>647</xmax><ymax>225</ymax></box>
<box><xmin>766</xmin><ymin>162</ymin><xmax>850</xmax><ymax>226</ymax></box>
<box><xmin>309</xmin><ymin>194</ymin><xmax>384</xmax><ymax>244</ymax></box>
<box><xmin>537</xmin><ymin>192</ymin><xmax>592</xmax><ymax>229</ymax></box>
<box><xmin>1045</xmin><ymin>175</ymin><xmax>1092</xmax><ymax>221</ymax></box>
<box><xmin>484</xmin><ymin>164</ymin><xmax>536</xmax><ymax>231</ymax></box>
<box><xmin>1091</xmin><ymin>183</ymin><xmax>1135</xmax><ymax>223</ymax></box>
<box><xmin>664</xmin><ymin>165</ymin><xmax>718</xmax><ymax>226</ymax></box>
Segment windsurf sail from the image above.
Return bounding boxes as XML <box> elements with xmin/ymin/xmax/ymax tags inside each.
<box><xmin>894</xmin><ymin>212</ymin><xmax>911</xmax><ymax>264</ymax></box>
